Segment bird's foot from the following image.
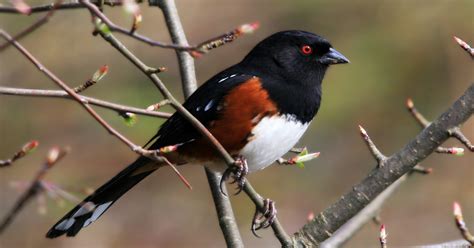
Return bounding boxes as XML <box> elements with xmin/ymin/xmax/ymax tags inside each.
<box><xmin>251</xmin><ymin>198</ymin><xmax>277</xmax><ymax>238</ymax></box>
<box><xmin>219</xmin><ymin>155</ymin><xmax>248</xmax><ymax>196</ymax></box>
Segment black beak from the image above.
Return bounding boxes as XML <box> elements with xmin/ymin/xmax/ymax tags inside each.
<box><xmin>319</xmin><ymin>48</ymin><xmax>350</xmax><ymax>65</ymax></box>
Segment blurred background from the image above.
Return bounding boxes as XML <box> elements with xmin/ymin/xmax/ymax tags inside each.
<box><xmin>0</xmin><ymin>0</ymin><xmax>473</xmax><ymax>247</ymax></box>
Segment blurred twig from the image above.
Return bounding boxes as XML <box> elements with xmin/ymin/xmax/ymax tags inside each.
<box><xmin>0</xmin><ymin>0</ymin><xmax>62</xmax><ymax>52</ymax></box>
<box><xmin>0</xmin><ymin>147</ymin><xmax>69</xmax><ymax>234</ymax></box>
<box><xmin>0</xmin><ymin>86</ymin><xmax>171</xmax><ymax>118</ymax></box>
<box><xmin>0</xmin><ymin>140</ymin><xmax>39</xmax><ymax>168</ymax></box>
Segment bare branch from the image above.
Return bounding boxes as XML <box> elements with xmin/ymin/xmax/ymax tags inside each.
<box><xmin>379</xmin><ymin>224</ymin><xmax>388</xmax><ymax>248</ymax></box>
<box><xmin>0</xmin><ymin>146</ymin><xmax>69</xmax><ymax>234</ymax></box>
<box><xmin>0</xmin><ymin>140</ymin><xmax>39</xmax><ymax>167</ymax></box>
<box><xmin>0</xmin><ymin>0</ymin><xmax>62</xmax><ymax>52</ymax></box>
<box><xmin>321</xmin><ymin>176</ymin><xmax>407</xmax><ymax>248</ymax></box>
<box><xmin>0</xmin><ymin>86</ymin><xmax>171</xmax><ymax>118</ymax></box>
<box><xmin>291</xmin><ymin>84</ymin><xmax>473</xmax><ymax>246</ymax></box>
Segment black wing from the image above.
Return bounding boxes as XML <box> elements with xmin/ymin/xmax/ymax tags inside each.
<box><xmin>147</xmin><ymin>73</ymin><xmax>253</xmax><ymax>150</ymax></box>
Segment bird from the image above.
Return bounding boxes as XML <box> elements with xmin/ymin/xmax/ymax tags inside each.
<box><xmin>46</xmin><ymin>30</ymin><xmax>349</xmax><ymax>238</ymax></box>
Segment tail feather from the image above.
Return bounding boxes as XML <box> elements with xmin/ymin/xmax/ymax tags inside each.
<box><xmin>46</xmin><ymin>156</ymin><xmax>159</xmax><ymax>238</ymax></box>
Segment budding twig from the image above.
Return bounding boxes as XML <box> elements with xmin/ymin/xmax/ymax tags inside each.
<box><xmin>407</xmin><ymin>98</ymin><xmax>473</xmax><ymax>153</ymax></box>
<box><xmin>0</xmin><ymin>140</ymin><xmax>39</xmax><ymax>167</ymax></box>
<box><xmin>411</xmin><ymin>164</ymin><xmax>433</xmax><ymax>175</ymax></box>
<box><xmin>359</xmin><ymin>125</ymin><xmax>386</xmax><ymax>166</ymax></box>
<box><xmin>453</xmin><ymin>36</ymin><xmax>474</xmax><ymax>59</ymax></box>
<box><xmin>0</xmin><ymin>146</ymin><xmax>69</xmax><ymax>234</ymax></box>
<box><xmin>80</xmin><ymin>0</ymin><xmax>256</xmax><ymax>57</ymax></box>
<box><xmin>453</xmin><ymin>202</ymin><xmax>474</xmax><ymax>245</ymax></box>
<box><xmin>73</xmin><ymin>65</ymin><xmax>109</xmax><ymax>93</ymax></box>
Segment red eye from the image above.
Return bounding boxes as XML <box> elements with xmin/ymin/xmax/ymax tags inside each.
<box><xmin>300</xmin><ymin>45</ymin><xmax>313</xmax><ymax>55</ymax></box>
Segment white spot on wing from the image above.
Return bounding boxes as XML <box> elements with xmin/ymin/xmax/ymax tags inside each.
<box><xmin>82</xmin><ymin>201</ymin><xmax>113</xmax><ymax>228</ymax></box>
<box><xmin>55</xmin><ymin>218</ymin><xmax>75</xmax><ymax>231</ymax></box>
<box><xmin>90</xmin><ymin>201</ymin><xmax>113</xmax><ymax>222</ymax></box>
<box><xmin>72</xmin><ymin>202</ymin><xmax>95</xmax><ymax>218</ymax></box>
<box><xmin>218</xmin><ymin>77</ymin><xmax>228</xmax><ymax>83</ymax></box>
<box><xmin>204</xmin><ymin>100</ymin><xmax>215</xmax><ymax>112</ymax></box>
<box><xmin>240</xmin><ymin>115</ymin><xmax>309</xmax><ymax>172</ymax></box>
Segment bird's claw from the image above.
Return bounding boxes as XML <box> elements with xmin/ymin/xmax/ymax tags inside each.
<box><xmin>251</xmin><ymin>198</ymin><xmax>277</xmax><ymax>238</ymax></box>
<box><xmin>219</xmin><ymin>155</ymin><xmax>248</xmax><ymax>196</ymax></box>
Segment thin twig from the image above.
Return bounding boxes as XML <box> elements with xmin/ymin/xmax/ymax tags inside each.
<box><xmin>453</xmin><ymin>36</ymin><xmax>474</xmax><ymax>59</ymax></box>
<box><xmin>407</xmin><ymin>98</ymin><xmax>473</xmax><ymax>153</ymax></box>
<box><xmin>0</xmin><ymin>0</ymin><xmax>62</xmax><ymax>52</ymax></box>
<box><xmin>0</xmin><ymin>140</ymin><xmax>39</xmax><ymax>167</ymax></box>
<box><xmin>0</xmin><ymin>29</ymin><xmax>191</xmax><ymax>188</ymax></box>
<box><xmin>0</xmin><ymin>147</ymin><xmax>68</xmax><ymax>234</ymax></box>
<box><xmin>0</xmin><ymin>86</ymin><xmax>171</xmax><ymax>118</ymax></box>
<box><xmin>358</xmin><ymin>125</ymin><xmax>387</xmax><ymax>166</ymax></box>
<box><xmin>0</xmin><ymin>0</ymin><xmax>133</xmax><ymax>14</ymax></box>
<box><xmin>379</xmin><ymin>224</ymin><xmax>388</xmax><ymax>248</ymax></box>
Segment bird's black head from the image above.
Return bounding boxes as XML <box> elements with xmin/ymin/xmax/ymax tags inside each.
<box><xmin>241</xmin><ymin>30</ymin><xmax>349</xmax><ymax>84</ymax></box>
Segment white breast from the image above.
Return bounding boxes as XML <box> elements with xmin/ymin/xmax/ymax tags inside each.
<box><xmin>240</xmin><ymin>115</ymin><xmax>310</xmax><ymax>172</ymax></box>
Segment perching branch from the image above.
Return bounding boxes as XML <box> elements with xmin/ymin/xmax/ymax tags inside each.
<box><xmin>291</xmin><ymin>84</ymin><xmax>473</xmax><ymax>246</ymax></box>
<box><xmin>0</xmin><ymin>146</ymin><xmax>69</xmax><ymax>234</ymax></box>
<box><xmin>86</xmin><ymin>1</ymin><xmax>289</xmax><ymax>245</ymax></box>
<box><xmin>154</xmin><ymin>0</ymin><xmax>243</xmax><ymax>246</ymax></box>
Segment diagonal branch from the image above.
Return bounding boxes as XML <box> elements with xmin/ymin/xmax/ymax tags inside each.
<box><xmin>0</xmin><ymin>146</ymin><xmax>68</xmax><ymax>234</ymax></box>
<box><xmin>292</xmin><ymin>84</ymin><xmax>474</xmax><ymax>246</ymax></box>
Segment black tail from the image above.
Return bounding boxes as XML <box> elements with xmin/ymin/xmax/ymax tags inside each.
<box><xmin>46</xmin><ymin>156</ymin><xmax>159</xmax><ymax>238</ymax></box>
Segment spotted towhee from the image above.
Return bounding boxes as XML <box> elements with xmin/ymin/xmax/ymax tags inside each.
<box><xmin>46</xmin><ymin>30</ymin><xmax>349</xmax><ymax>238</ymax></box>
